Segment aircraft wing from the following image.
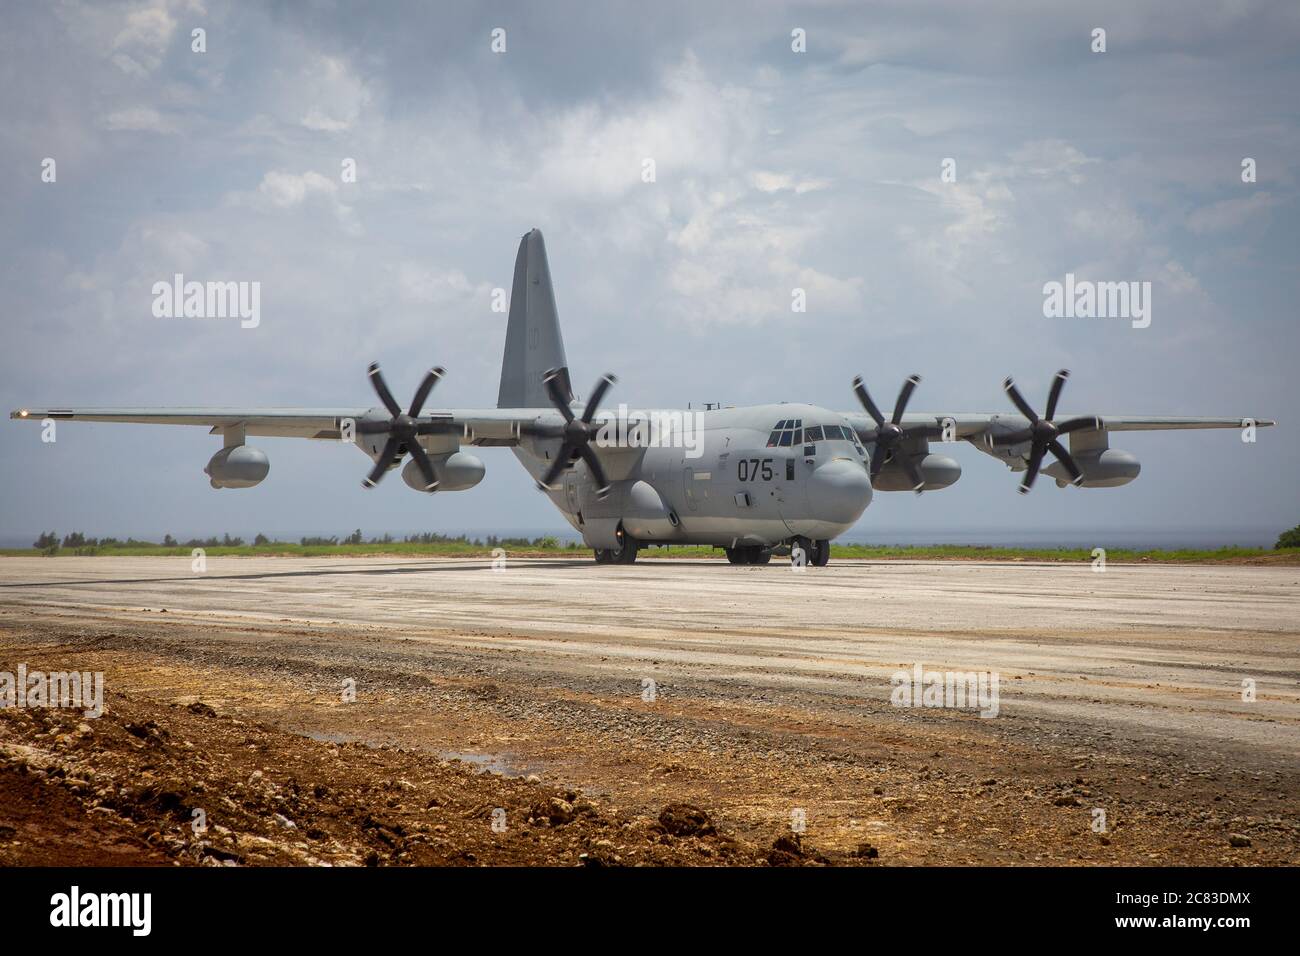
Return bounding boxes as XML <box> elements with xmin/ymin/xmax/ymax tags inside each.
<box><xmin>842</xmin><ymin>412</ymin><xmax>1276</xmax><ymax>439</ymax></box>
<box><xmin>1067</xmin><ymin>416</ymin><xmax>1275</xmax><ymax>431</ymax></box>
<box><xmin>8</xmin><ymin>406</ymin><xmax>568</xmax><ymax>443</ymax></box>
<box><xmin>9</xmin><ymin>407</ymin><xmax>370</xmax><ymax>440</ymax></box>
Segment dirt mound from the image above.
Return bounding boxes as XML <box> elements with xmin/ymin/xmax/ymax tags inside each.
<box><xmin>0</xmin><ymin>691</ymin><xmax>772</xmax><ymax>866</ymax></box>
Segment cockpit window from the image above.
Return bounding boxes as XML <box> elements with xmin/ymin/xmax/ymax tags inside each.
<box><xmin>775</xmin><ymin>422</ymin><xmax>865</xmax><ymax>447</ymax></box>
<box><xmin>766</xmin><ymin>418</ymin><xmax>802</xmax><ymax>447</ymax></box>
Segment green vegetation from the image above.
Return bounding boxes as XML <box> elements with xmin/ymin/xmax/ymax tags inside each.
<box><xmin>2</xmin><ymin>529</ymin><xmax>1296</xmax><ymax>563</ymax></box>
<box><xmin>4</xmin><ymin>529</ymin><xmax>586</xmax><ymax>558</ymax></box>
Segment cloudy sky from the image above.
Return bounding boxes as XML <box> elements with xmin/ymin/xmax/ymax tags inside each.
<box><xmin>1</xmin><ymin>0</ymin><xmax>1296</xmax><ymax>546</ymax></box>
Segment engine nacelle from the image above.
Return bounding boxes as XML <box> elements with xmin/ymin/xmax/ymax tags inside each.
<box><xmin>206</xmin><ymin>445</ymin><xmax>269</xmax><ymax>489</ymax></box>
<box><xmin>873</xmin><ymin>453</ymin><xmax>962</xmax><ymax>492</ymax></box>
<box><xmin>1044</xmin><ymin>448</ymin><xmax>1140</xmax><ymax>488</ymax></box>
<box><xmin>401</xmin><ymin>451</ymin><xmax>485</xmax><ymax>493</ymax></box>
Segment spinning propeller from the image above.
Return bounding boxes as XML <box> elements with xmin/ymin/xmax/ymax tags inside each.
<box><xmin>357</xmin><ymin>363</ymin><xmax>454</xmax><ymax>491</ymax></box>
<box><xmin>525</xmin><ymin>368</ymin><xmax>617</xmax><ymax>499</ymax></box>
<box><xmin>993</xmin><ymin>369</ymin><xmax>1097</xmax><ymax>494</ymax></box>
<box><xmin>852</xmin><ymin>374</ymin><xmax>943</xmax><ymax>493</ymax></box>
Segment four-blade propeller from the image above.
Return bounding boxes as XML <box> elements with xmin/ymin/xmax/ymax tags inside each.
<box><xmin>357</xmin><ymin>362</ymin><xmax>454</xmax><ymax>491</ymax></box>
<box><xmin>523</xmin><ymin>369</ymin><xmax>618</xmax><ymax>499</ymax></box>
<box><xmin>992</xmin><ymin>369</ymin><xmax>1097</xmax><ymax>494</ymax></box>
<box><xmin>851</xmin><ymin>374</ymin><xmax>943</xmax><ymax>493</ymax></box>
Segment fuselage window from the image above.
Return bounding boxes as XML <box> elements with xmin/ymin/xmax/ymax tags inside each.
<box><xmin>804</xmin><ymin>425</ymin><xmax>823</xmax><ymax>442</ymax></box>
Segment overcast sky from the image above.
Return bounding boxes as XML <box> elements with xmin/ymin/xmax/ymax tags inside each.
<box><xmin>1</xmin><ymin>0</ymin><xmax>1296</xmax><ymax>545</ymax></box>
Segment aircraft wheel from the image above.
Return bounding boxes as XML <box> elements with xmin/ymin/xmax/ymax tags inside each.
<box><xmin>608</xmin><ymin>539</ymin><xmax>639</xmax><ymax>564</ymax></box>
<box><xmin>790</xmin><ymin>536</ymin><xmax>812</xmax><ymax>567</ymax></box>
<box><xmin>750</xmin><ymin>549</ymin><xmax>772</xmax><ymax>565</ymax></box>
<box><xmin>593</xmin><ymin>549</ymin><xmax>610</xmax><ymax>563</ymax></box>
<box><xmin>812</xmin><ymin>539</ymin><xmax>831</xmax><ymax>566</ymax></box>
<box><xmin>724</xmin><ymin>547</ymin><xmax>747</xmax><ymax>565</ymax></box>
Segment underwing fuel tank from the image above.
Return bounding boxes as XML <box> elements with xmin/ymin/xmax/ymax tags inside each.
<box><xmin>401</xmin><ymin>451</ymin><xmax>486</xmax><ymax>493</ymax></box>
<box><xmin>205</xmin><ymin>445</ymin><xmax>269</xmax><ymax>489</ymax></box>
<box><xmin>1044</xmin><ymin>448</ymin><xmax>1141</xmax><ymax>488</ymax></box>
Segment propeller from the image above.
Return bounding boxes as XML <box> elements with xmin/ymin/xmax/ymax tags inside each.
<box><xmin>356</xmin><ymin>362</ymin><xmax>455</xmax><ymax>491</ymax></box>
<box><xmin>992</xmin><ymin>369</ymin><xmax>1098</xmax><ymax>494</ymax></box>
<box><xmin>524</xmin><ymin>369</ymin><xmax>617</xmax><ymax>499</ymax></box>
<box><xmin>851</xmin><ymin>374</ymin><xmax>943</xmax><ymax>493</ymax></box>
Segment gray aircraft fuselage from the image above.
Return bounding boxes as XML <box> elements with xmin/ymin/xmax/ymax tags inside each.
<box><xmin>358</xmin><ymin>400</ymin><xmax>873</xmax><ymax>553</ymax></box>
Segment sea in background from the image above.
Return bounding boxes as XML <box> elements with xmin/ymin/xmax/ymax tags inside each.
<box><xmin>0</xmin><ymin>525</ymin><xmax>1282</xmax><ymax>550</ymax></box>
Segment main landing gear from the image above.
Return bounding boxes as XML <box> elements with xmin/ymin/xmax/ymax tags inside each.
<box><xmin>724</xmin><ymin>545</ymin><xmax>772</xmax><ymax>565</ymax></box>
<box><xmin>594</xmin><ymin>528</ymin><xmax>639</xmax><ymax>564</ymax></box>
<box><xmin>790</xmin><ymin>536</ymin><xmax>831</xmax><ymax>567</ymax></box>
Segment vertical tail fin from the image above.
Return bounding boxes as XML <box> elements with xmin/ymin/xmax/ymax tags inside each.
<box><xmin>497</xmin><ymin>229</ymin><xmax>573</xmax><ymax>409</ymax></box>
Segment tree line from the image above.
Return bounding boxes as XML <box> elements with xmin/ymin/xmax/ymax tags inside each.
<box><xmin>30</xmin><ymin>529</ymin><xmax>576</xmax><ymax>553</ymax></box>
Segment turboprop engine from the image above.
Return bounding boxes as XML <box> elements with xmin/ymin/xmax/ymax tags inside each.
<box><xmin>205</xmin><ymin>445</ymin><xmax>269</xmax><ymax>489</ymax></box>
<box><xmin>401</xmin><ymin>451</ymin><xmax>485</xmax><ymax>493</ymax></box>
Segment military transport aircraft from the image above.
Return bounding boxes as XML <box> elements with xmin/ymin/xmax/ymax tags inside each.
<box><xmin>11</xmin><ymin>229</ymin><xmax>1275</xmax><ymax>566</ymax></box>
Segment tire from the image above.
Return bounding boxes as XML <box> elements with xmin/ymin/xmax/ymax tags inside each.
<box><xmin>593</xmin><ymin>549</ymin><xmax>611</xmax><ymax>564</ymax></box>
<box><xmin>813</xmin><ymin>539</ymin><xmax>831</xmax><ymax>567</ymax></box>
<box><xmin>790</xmin><ymin>536</ymin><xmax>812</xmax><ymax>567</ymax></box>
<box><xmin>750</xmin><ymin>548</ymin><xmax>772</xmax><ymax>565</ymax></box>
<box><xmin>608</xmin><ymin>537</ymin><xmax>639</xmax><ymax>564</ymax></box>
<box><xmin>724</xmin><ymin>547</ymin><xmax>747</xmax><ymax>565</ymax></box>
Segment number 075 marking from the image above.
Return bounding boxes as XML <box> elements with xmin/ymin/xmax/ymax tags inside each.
<box><xmin>738</xmin><ymin>458</ymin><xmax>774</xmax><ymax>481</ymax></box>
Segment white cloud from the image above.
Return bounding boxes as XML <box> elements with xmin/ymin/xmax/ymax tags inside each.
<box><xmin>1186</xmin><ymin>191</ymin><xmax>1278</xmax><ymax>234</ymax></box>
<box><xmin>1007</xmin><ymin>140</ymin><xmax>1097</xmax><ymax>185</ymax></box>
<box><xmin>531</xmin><ymin>54</ymin><xmax>757</xmax><ymax>200</ymax></box>
<box><xmin>394</xmin><ymin>263</ymin><xmax>487</xmax><ymax>306</ymax></box>
<box><xmin>105</xmin><ymin>0</ymin><xmax>204</xmax><ymax>75</ymax></box>
<box><xmin>298</xmin><ymin>56</ymin><xmax>371</xmax><ymax>132</ymax></box>
<box><xmin>257</xmin><ymin>170</ymin><xmax>338</xmax><ymax>208</ymax></box>
<box><xmin>750</xmin><ymin>171</ymin><xmax>831</xmax><ymax>194</ymax></box>
<box><xmin>100</xmin><ymin>106</ymin><xmax>174</xmax><ymax>133</ymax></box>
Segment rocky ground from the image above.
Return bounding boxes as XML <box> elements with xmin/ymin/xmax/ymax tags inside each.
<box><xmin>1</xmin><ymin>557</ymin><xmax>1296</xmax><ymax>867</ymax></box>
<box><xmin>0</xmin><ymin>673</ymin><xmax>804</xmax><ymax>867</ymax></box>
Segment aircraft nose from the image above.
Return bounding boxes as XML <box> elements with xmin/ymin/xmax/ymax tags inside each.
<box><xmin>807</xmin><ymin>458</ymin><xmax>873</xmax><ymax>525</ymax></box>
